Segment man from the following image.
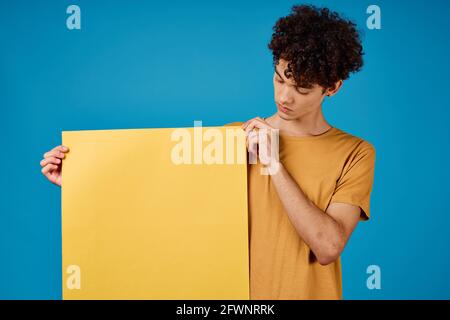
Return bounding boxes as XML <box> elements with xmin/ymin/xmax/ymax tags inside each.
<box><xmin>41</xmin><ymin>5</ymin><xmax>375</xmax><ymax>299</ymax></box>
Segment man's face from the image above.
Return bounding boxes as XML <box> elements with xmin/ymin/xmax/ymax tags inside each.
<box><xmin>273</xmin><ymin>59</ymin><xmax>327</xmax><ymax>120</ymax></box>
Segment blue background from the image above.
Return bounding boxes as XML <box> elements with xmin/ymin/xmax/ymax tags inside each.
<box><xmin>1</xmin><ymin>0</ymin><xmax>449</xmax><ymax>299</ymax></box>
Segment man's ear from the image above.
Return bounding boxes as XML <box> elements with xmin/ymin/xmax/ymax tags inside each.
<box><xmin>325</xmin><ymin>80</ymin><xmax>343</xmax><ymax>97</ymax></box>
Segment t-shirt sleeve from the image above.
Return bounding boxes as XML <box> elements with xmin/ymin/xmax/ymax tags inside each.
<box><xmin>329</xmin><ymin>140</ymin><xmax>376</xmax><ymax>221</ymax></box>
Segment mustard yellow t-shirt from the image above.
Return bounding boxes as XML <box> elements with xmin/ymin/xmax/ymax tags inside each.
<box><xmin>225</xmin><ymin>121</ymin><xmax>376</xmax><ymax>300</ymax></box>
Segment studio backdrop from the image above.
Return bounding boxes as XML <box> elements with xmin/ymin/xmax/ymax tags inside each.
<box><xmin>1</xmin><ymin>0</ymin><xmax>449</xmax><ymax>299</ymax></box>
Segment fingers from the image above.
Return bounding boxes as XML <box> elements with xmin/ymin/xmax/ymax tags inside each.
<box><xmin>40</xmin><ymin>145</ymin><xmax>69</xmax><ymax>179</ymax></box>
<box><xmin>43</xmin><ymin>145</ymin><xmax>69</xmax><ymax>160</ymax></box>
<box><xmin>242</xmin><ymin>118</ymin><xmax>271</xmax><ymax>135</ymax></box>
<box><xmin>41</xmin><ymin>163</ymin><xmax>58</xmax><ymax>175</ymax></box>
<box><xmin>52</xmin><ymin>145</ymin><xmax>69</xmax><ymax>152</ymax></box>
<box><xmin>247</xmin><ymin>130</ymin><xmax>259</xmax><ymax>163</ymax></box>
<box><xmin>40</xmin><ymin>157</ymin><xmax>61</xmax><ymax>167</ymax></box>
<box><xmin>242</xmin><ymin>117</ymin><xmax>264</xmax><ymax>129</ymax></box>
<box><xmin>242</xmin><ymin>118</ymin><xmax>269</xmax><ymax>151</ymax></box>
<box><xmin>242</xmin><ymin>118</ymin><xmax>278</xmax><ymax>165</ymax></box>
<box><xmin>249</xmin><ymin>132</ymin><xmax>259</xmax><ymax>155</ymax></box>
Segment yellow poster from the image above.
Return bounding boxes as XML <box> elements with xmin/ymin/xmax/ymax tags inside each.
<box><xmin>61</xmin><ymin>126</ymin><xmax>249</xmax><ymax>299</ymax></box>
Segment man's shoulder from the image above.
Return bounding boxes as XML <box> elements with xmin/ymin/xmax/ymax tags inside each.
<box><xmin>333</xmin><ymin>127</ymin><xmax>376</xmax><ymax>155</ymax></box>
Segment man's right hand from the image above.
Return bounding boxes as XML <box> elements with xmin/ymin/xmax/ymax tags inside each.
<box><xmin>40</xmin><ymin>145</ymin><xmax>70</xmax><ymax>187</ymax></box>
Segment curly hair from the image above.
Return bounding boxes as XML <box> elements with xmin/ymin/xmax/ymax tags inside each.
<box><xmin>268</xmin><ymin>4</ymin><xmax>364</xmax><ymax>90</ymax></box>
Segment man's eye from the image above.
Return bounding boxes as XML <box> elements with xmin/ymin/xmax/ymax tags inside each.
<box><xmin>296</xmin><ymin>88</ymin><xmax>310</xmax><ymax>95</ymax></box>
<box><xmin>276</xmin><ymin>78</ymin><xmax>283</xmax><ymax>83</ymax></box>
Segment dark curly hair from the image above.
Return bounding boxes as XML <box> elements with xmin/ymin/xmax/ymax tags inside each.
<box><xmin>268</xmin><ymin>4</ymin><xmax>364</xmax><ymax>90</ymax></box>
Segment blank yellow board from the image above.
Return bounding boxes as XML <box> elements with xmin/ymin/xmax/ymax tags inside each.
<box><xmin>61</xmin><ymin>126</ymin><xmax>249</xmax><ymax>300</ymax></box>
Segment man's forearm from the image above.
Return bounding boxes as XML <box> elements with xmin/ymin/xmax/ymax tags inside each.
<box><xmin>269</xmin><ymin>162</ymin><xmax>345</xmax><ymax>265</ymax></box>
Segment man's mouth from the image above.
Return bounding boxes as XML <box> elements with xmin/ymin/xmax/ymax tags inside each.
<box><xmin>277</xmin><ymin>103</ymin><xmax>292</xmax><ymax>113</ymax></box>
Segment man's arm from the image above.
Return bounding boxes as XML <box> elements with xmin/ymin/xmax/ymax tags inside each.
<box><xmin>242</xmin><ymin>117</ymin><xmax>362</xmax><ymax>266</ymax></box>
<box><xmin>269</xmin><ymin>162</ymin><xmax>361</xmax><ymax>265</ymax></box>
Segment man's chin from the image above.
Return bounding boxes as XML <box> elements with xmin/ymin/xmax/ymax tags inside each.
<box><xmin>278</xmin><ymin>110</ymin><xmax>295</xmax><ymax>120</ymax></box>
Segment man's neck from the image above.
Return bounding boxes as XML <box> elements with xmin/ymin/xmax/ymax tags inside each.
<box><xmin>265</xmin><ymin>108</ymin><xmax>331</xmax><ymax>138</ymax></box>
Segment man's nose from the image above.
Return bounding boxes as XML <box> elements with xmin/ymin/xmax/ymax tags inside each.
<box><xmin>279</xmin><ymin>88</ymin><xmax>294</xmax><ymax>105</ymax></box>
